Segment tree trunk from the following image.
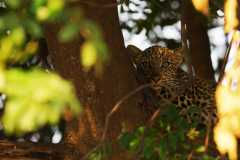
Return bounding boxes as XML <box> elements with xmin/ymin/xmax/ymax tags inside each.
<box><xmin>45</xmin><ymin>0</ymin><xmax>148</xmax><ymax>159</ymax></box>
<box><xmin>182</xmin><ymin>0</ymin><xmax>215</xmax><ymax>81</ymax></box>
<box><xmin>0</xmin><ymin>0</ymin><xmax>147</xmax><ymax>159</ymax></box>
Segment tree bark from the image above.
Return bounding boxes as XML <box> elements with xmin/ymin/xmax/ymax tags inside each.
<box><xmin>45</xmin><ymin>0</ymin><xmax>147</xmax><ymax>159</ymax></box>
<box><xmin>0</xmin><ymin>140</ymin><xmax>67</xmax><ymax>160</ymax></box>
<box><xmin>182</xmin><ymin>0</ymin><xmax>215</xmax><ymax>81</ymax></box>
<box><xmin>0</xmin><ymin>0</ymin><xmax>147</xmax><ymax>159</ymax></box>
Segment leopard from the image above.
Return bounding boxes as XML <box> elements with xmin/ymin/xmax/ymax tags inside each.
<box><xmin>127</xmin><ymin>45</ymin><xmax>217</xmax><ymax>126</ymax></box>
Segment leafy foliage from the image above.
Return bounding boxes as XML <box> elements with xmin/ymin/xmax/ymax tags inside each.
<box><xmin>119</xmin><ymin>105</ymin><xmax>219</xmax><ymax>159</ymax></box>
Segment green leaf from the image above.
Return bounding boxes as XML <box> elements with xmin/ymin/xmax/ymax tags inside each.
<box><xmin>6</xmin><ymin>0</ymin><xmax>20</xmax><ymax>9</ymax></box>
<box><xmin>143</xmin><ymin>137</ymin><xmax>156</xmax><ymax>159</ymax></box>
<box><xmin>118</xmin><ymin>132</ymin><xmax>135</xmax><ymax>149</ymax></box>
<box><xmin>58</xmin><ymin>23</ymin><xmax>79</xmax><ymax>42</ymax></box>
<box><xmin>24</xmin><ymin>19</ymin><xmax>43</xmax><ymax>38</ymax></box>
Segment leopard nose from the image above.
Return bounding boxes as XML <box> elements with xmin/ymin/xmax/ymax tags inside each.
<box><xmin>153</xmin><ymin>76</ymin><xmax>161</xmax><ymax>84</ymax></box>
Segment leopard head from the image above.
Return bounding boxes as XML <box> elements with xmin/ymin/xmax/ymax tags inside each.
<box><xmin>127</xmin><ymin>45</ymin><xmax>184</xmax><ymax>86</ymax></box>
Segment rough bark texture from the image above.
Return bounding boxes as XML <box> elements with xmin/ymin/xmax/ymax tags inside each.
<box><xmin>182</xmin><ymin>0</ymin><xmax>215</xmax><ymax>81</ymax></box>
<box><xmin>45</xmin><ymin>0</ymin><xmax>148</xmax><ymax>159</ymax></box>
<box><xmin>0</xmin><ymin>140</ymin><xmax>67</xmax><ymax>160</ymax></box>
<box><xmin>0</xmin><ymin>0</ymin><xmax>147</xmax><ymax>159</ymax></box>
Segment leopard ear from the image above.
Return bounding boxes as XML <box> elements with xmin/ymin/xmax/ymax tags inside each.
<box><xmin>127</xmin><ymin>45</ymin><xmax>143</xmax><ymax>64</ymax></box>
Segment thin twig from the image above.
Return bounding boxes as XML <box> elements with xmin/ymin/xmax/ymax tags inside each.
<box><xmin>80</xmin><ymin>143</ymin><xmax>103</xmax><ymax>160</ymax></box>
<box><xmin>218</xmin><ymin>33</ymin><xmax>234</xmax><ymax>84</ymax></box>
<box><xmin>187</xmin><ymin>151</ymin><xmax>194</xmax><ymax>160</ymax></box>
<box><xmin>148</xmin><ymin>108</ymin><xmax>161</xmax><ymax>127</ymax></box>
<box><xmin>101</xmin><ymin>83</ymin><xmax>152</xmax><ymax>142</ymax></box>
<box><xmin>204</xmin><ymin>113</ymin><xmax>212</xmax><ymax>152</ymax></box>
<box><xmin>81</xmin><ymin>83</ymin><xmax>152</xmax><ymax>160</ymax></box>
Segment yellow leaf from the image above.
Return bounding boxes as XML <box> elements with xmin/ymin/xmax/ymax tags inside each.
<box><xmin>214</xmin><ymin>125</ymin><xmax>237</xmax><ymax>160</ymax></box>
<box><xmin>48</xmin><ymin>0</ymin><xmax>65</xmax><ymax>12</ymax></box>
<box><xmin>18</xmin><ymin>106</ymin><xmax>37</xmax><ymax>132</ymax></box>
<box><xmin>37</xmin><ymin>7</ymin><xmax>49</xmax><ymax>21</ymax></box>
<box><xmin>25</xmin><ymin>41</ymin><xmax>38</xmax><ymax>54</ymax></box>
<box><xmin>192</xmin><ymin>0</ymin><xmax>209</xmax><ymax>15</ymax></box>
<box><xmin>225</xmin><ymin>0</ymin><xmax>239</xmax><ymax>32</ymax></box>
<box><xmin>11</xmin><ymin>27</ymin><xmax>25</xmax><ymax>46</ymax></box>
<box><xmin>0</xmin><ymin>67</ymin><xmax>5</xmax><ymax>89</ymax></box>
<box><xmin>215</xmin><ymin>84</ymin><xmax>240</xmax><ymax>115</ymax></box>
<box><xmin>196</xmin><ymin>146</ymin><xmax>206</xmax><ymax>153</ymax></box>
<box><xmin>80</xmin><ymin>41</ymin><xmax>97</xmax><ymax>69</ymax></box>
<box><xmin>0</xmin><ymin>37</ymin><xmax>13</xmax><ymax>60</ymax></box>
<box><xmin>187</xmin><ymin>128</ymin><xmax>199</xmax><ymax>140</ymax></box>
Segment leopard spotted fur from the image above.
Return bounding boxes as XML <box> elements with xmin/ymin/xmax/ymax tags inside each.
<box><xmin>128</xmin><ymin>45</ymin><xmax>217</xmax><ymax>125</ymax></box>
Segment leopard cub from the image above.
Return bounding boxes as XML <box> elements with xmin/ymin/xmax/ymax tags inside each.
<box><xmin>127</xmin><ymin>45</ymin><xmax>217</xmax><ymax>125</ymax></box>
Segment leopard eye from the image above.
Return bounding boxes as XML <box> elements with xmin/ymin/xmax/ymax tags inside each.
<box><xmin>162</xmin><ymin>61</ymin><xmax>170</xmax><ymax>68</ymax></box>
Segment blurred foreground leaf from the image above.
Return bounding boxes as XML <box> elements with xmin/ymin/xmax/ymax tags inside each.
<box><xmin>192</xmin><ymin>0</ymin><xmax>209</xmax><ymax>15</ymax></box>
<box><xmin>214</xmin><ymin>31</ymin><xmax>240</xmax><ymax>160</ymax></box>
<box><xmin>224</xmin><ymin>0</ymin><xmax>239</xmax><ymax>32</ymax></box>
<box><xmin>81</xmin><ymin>41</ymin><xmax>97</xmax><ymax>69</ymax></box>
<box><xmin>0</xmin><ymin>68</ymin><xmax>81</xmax><ymax>135</ymax></box>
